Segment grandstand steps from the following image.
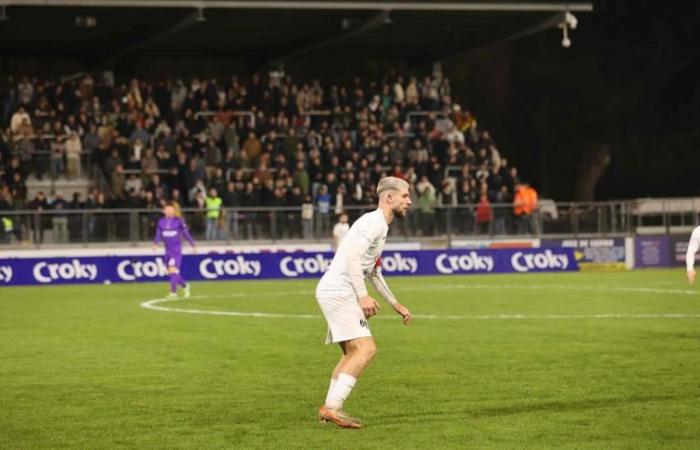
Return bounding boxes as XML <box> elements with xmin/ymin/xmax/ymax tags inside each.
<box><xmin>26</xmin><ymin>175</ymin><xmax>92</xmax><ymax>200</ymax></box>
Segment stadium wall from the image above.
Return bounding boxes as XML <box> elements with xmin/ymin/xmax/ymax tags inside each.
<box><xmin>0</xmin><ymin>246</ymin><xmax>578</xmax><ymax>286</ymax></box>
<box><xmin>3</xmin><ymin>234</ymin><xmax>689</xmax><ymax>287</ymax></box>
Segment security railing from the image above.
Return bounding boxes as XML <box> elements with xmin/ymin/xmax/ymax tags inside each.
<box><xmin>2</xmin><ymin>199</ymin><xmax>696</xmax><ymax>248</ymax></box>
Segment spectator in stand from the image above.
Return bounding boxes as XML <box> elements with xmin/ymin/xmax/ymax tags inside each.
<box><xmin>51</xmin><ymin>193</ymin><xmax>69</xmax><ymax>243</ymax></box>
<box><xmin>268</xmin><ymin>187</ymin><xmax>287</xmax><ymax>239</ymax></box>
<box><xmin>141</xmin><ymin>147</ymin><xmax>158</xmax><ymax>178</ymax></box>
<box><xmin>475</xmin><ymin>194</ymin><xmax>492</xmax><ymax>235</ymax></box>
<box><xmin>111</xmin><ymin>164</ymin><xmax>126</xmax><ymax>200</ymax></box>
<box><xmin>0</xmin><ymin>71</ymin><xmax>522</xmax><ymax>242</ymax></box>
<box><xmin>524</xmin><ymin>182</ymin><xmax>539</xmax><ymax>234</ymax></box>
<box><xmin>140</xmin><ymin>190</ymin><xmax>160</xmax><ymax>240</ymax></box>
<box><xmin>124</xmin><ymin>173</ymin><xmax>142</xmax><ymax>194</ymax></box>
<box><xmin>17</xmin><ymin>127</ymin><xmax>38</xmax><ymax>178</ymax></box>
<box><xmin>203</xmin><ymin>138</ymin><xmax>222</xmax><ymax>180</ymax></box>
<box><xmin>49</xmin><ymin>133</ymin><xmax>66</xmax><ymax>181</ymax></box>
<box><xmin>513</xmin><ymin>182</ymin><xmax>538</xmax><ymax>234</ymax></box>
<box><xmin>506</xmin><ymin>166</ymin><xmax>520</xmax><ymax>195</ymax></box>
<box><xmin>457</xmin><ymin>178</ymin><xmax>476</xmax><ymax>234</ymax></box>
<box><xmin>222</xmin><ymin>180</ymin><xmax>240</xmax><ymax>239</ymax></box>
<box><xmin>65</xmin><ymin>131</ymin><xmax>82</xmax><ymax>179</ymax></box>
<box><xmin>9</xmin><ymin>172</ymin><xmax>27</xmax><ymax>211</ymax></box>
<box><xmin>29</xmin><ymin>191</ymin><xmax>49</xmax><ymax>244</ymax></box>
<box><xmin>416</xmin><ymin>176</ymin><xmax>436</xmax><ymax>236</ymax></box>
<box><xmin>315</xmin><ymin>184</ymin><xmax>332</xmax><ymax>237</ymax></box>
<box><xmin>437</xmin><ymin>178</ymin><xmax>457</xmax><ymax>233</ymax></box>
<box><xmin>68</xmin><ymin>192</ymin><xmax>84</xmax><ymax>241</ymax></box>
<box><xmin>127</xmin><ymin>138</ymin><xmax>145</xmax><ymax>171</ymax></box>
<box><xmin>242</xmin><ymin>131</ymin><xmax>262</xmax><ymax>164</ymax></box>
<box><xmin>83</xmin><ymin>123</ymin><xmax>100</xmax><ymax>155</ymax></box>
<box><xmin>10</xmin><ymin>106</ymin><xmax>31</xmax><ymax>136</ymax></box>
<box><xmin>301</xmin><ymin>194</ymin><xmax>314</xmax><ymax>239</ymax></box>
<box><xmin>293</xmin><ymin>161</ymin><xmax>310</xmax><ymax>195</ymax></box>
<box><xmin>492</xmin><ymin>185</ymin><xmax>511</xmax><ymax>235</ymax></box>
<box><xmin>205</xmin><ymin>187</ymin><xmax>222</xmax><ymax>240</ymax></box>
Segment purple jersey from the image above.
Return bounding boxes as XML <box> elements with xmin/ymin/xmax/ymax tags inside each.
<box><xmin>154</xmin><ymin>216</ymin><xmax>195</xmax><ymax>258</ymax></box>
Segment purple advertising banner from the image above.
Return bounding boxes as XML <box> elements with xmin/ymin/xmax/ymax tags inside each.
<box><xmin>541</xmin><ymin>238</ymin><xmax>626</xmax><ymax>270</ymax></box>
<box><xmin>0</xmin><ymin>248</ymin><xmax>579</xmax><ymax>286</ymax></box>
<box><xmin>669</xmin><ymin>234</ymin><xmax>695</xmax><ymax>268</ymax></box>
<box><xmin>634</xmin><ymin>236</ymin><xmax>670</xmax><ymax>268</ymax></box>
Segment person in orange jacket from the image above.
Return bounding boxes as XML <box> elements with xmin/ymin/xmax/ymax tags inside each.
<box><xmin>513</xmin><ymin>182</ymin><xmax>538</xmax><ymax>234</ymax></box>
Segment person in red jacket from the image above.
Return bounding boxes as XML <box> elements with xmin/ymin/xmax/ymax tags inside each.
<box><xmin>475</xmin><ymin>194</ymin><xmax>492</xmax><ymax>234</ymax></box>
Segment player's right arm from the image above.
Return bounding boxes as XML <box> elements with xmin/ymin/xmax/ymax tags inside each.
<box><xmin>348</xmin><ymin>245</ymin><xmax>380</xmax><ymax>317</ymax></box>
<box><xmin>346</xmin><ymin>222</ymin><xmax>381</xmax><ymax>318</ymax></box>
<box><xmin>152</xmin><ymin>220</ymin><xmax>162</xmax><ymax>251</ymax></box>
<box><xmin>686</xmin><ymin>228</ymin><xmax>700</xmax><ymax>284</ymax></box>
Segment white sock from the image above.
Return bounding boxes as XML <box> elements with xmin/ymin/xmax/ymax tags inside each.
<box><xmin>324</xmin><ymin>378</ymin><xmax>337</xmax><ymax>407</ymax></box>
<box><xmin>325</xmin><ymin>373</ymin><xmax>356</xmax><ymax>410</ymax></box>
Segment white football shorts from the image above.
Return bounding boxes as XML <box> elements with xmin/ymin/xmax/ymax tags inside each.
<box><xmin>316</xmin><ymin>295</ymin><xmax>372</xmax><ymax>345</ymax></box>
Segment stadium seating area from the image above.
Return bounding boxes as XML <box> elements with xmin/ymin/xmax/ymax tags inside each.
<box><xmin>1</xmin><ymin>72</ymin><xmax>534</xmax><ymax>240</ymax></box>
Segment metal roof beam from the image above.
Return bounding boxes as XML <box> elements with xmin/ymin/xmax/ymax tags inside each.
<box><xmin>3</xmin><ymin>1</ymin><xmax>594</xmax><ymax>12</ymax></box>
<box><xmin>273</xmin><ymin>10</ymin><xmax>389</xmax><ymax>63</ymax></box>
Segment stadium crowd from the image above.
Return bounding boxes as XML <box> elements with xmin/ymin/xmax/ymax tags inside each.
<box><xmin>0</xmin><ymin>72</ymin><xmax>538</xmax><ymax>242</ymax></box>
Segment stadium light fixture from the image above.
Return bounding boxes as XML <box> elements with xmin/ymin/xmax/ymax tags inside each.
<box><xmin>558</xmin><ymin>11</ymin><xmax>577</xmax><ymax>48</ymax></box>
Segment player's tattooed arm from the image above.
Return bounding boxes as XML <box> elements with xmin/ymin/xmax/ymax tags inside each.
<box><xmin>370</xmin><ymin>269</ymin><xmax>412</xmax><ymax>324</ymax></box>
<box><xmin>369</xmin><ymin>269</ymin><xmax>398</xmax><ymax>305</ymax></box>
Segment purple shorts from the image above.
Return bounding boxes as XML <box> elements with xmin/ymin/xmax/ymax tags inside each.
<box><xmin>164</xmin><ymin>252</ymin><xmax>182</xmax><ymax>269</ymax></box>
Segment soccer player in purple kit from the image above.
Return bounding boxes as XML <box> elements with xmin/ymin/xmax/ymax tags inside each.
<box><xmin>152</xmin><ymin>203</ymin><xmax>196</xmax><ymax>298</ymax></box>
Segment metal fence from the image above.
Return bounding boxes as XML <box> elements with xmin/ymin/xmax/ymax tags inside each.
<box><xmin>2</xmin><ymin>199</ymin><xmax>696</xmax><ymax>247</ymax></box>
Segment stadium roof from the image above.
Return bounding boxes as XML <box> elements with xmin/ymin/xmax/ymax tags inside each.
<box><xmin>2</xmin><ymin>1</ymin><xmax>594</xmax><ymax>11</ymax></box>
<box><xmin>0</xmin><ymin>1</ymin><xmax>593</xmax><ymax>61</ymax></box>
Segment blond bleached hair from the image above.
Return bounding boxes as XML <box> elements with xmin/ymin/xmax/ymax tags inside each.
<box><xmin>377</xmin><ymin>176</ymin><xmax>410</xmax><ymax>199</ymax></box>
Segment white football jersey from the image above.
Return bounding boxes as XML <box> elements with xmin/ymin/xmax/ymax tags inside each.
<box><xmin>317</xmin><ymin>209</ymin><xmax>388</xmax><ymax>298</ymax></box>
<box><xmin>686</xmin><ymin>225</ymin><xmax>700</xmax><ymax>271</ymax></box>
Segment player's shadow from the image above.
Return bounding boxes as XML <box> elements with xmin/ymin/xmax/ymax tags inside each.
<box><xmin>375</xmin><ymin>394</ymin><xmax>694</xmax><ymax>424</ymax></box>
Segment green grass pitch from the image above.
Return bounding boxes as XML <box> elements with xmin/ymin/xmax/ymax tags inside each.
<box><xmin>1</xmin><ymin>270</ymin><xmax>699</xmax><ymax>449</ymax></box>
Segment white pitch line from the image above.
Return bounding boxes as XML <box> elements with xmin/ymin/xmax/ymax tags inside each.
<box><xmin>140</xmin><ymin>296</ymin><xmax>700</xmax><ymax>321</ymax></box>
<box><xmin>144</xmin><ymin>283</ymin><xmax>699</xmax><ymax>299</ymax></box>
<box><xmin>402</xmin><ymin>284</ymin><xmax>698</xmax><ymax>296</ymax></box>
<box><xmin>141</xmin><ymin>296</ymin><xmax>317</xmax><ymax>319</ymax></box>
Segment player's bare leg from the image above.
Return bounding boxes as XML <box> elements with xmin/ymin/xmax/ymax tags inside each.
<box><xmin>336</xmin><ymin>337</ymin><xmax>376</xmax><ymax>377</ymax></box>
<box><xmin>320</xmin><ymin>337</ymin><xmax>377</xmax><ymax>428</ymax></box>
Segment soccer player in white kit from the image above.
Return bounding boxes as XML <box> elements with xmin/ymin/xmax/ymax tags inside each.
<box><xmin>686</xmin><ymin>225</ymin><xmax>700</xmax><ymax>284</ymax></box>
<box><xmin>316</xmin><ymin>177</ymin><xmax>413</xmax><ymax>429</ymax></box>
